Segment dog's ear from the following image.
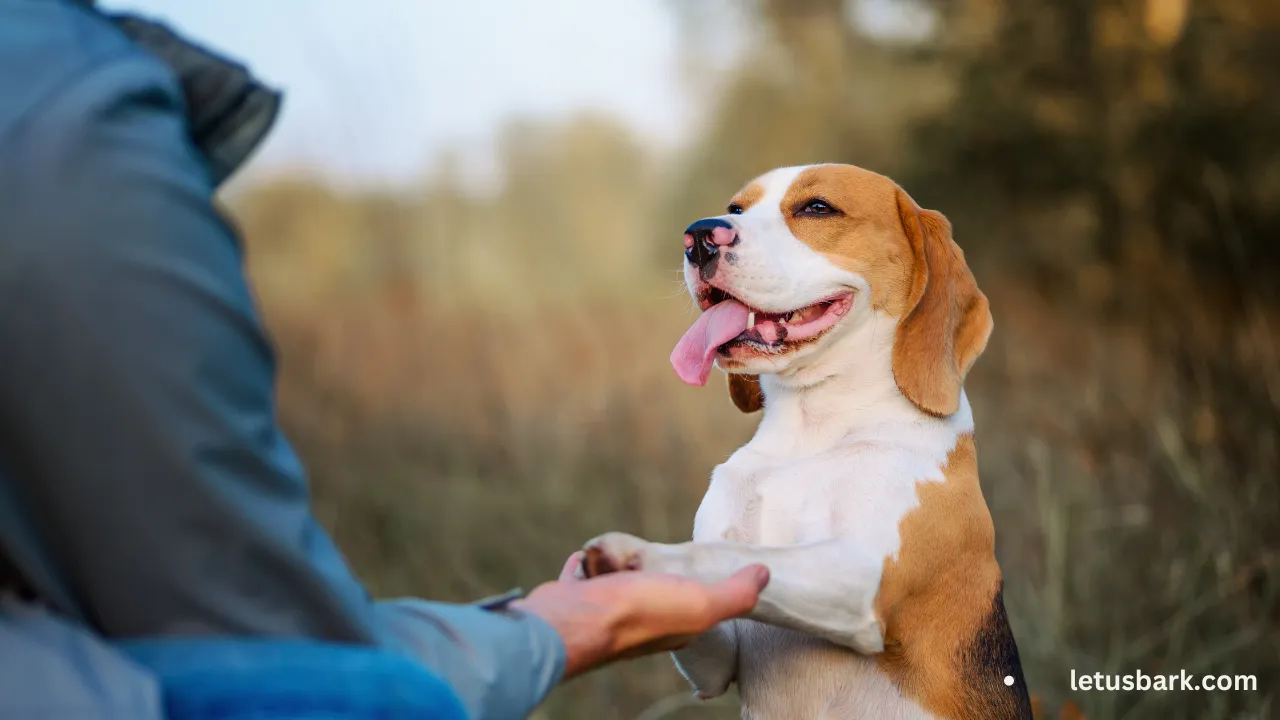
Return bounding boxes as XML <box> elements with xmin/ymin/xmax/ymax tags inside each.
<box><xmin>727</xmin><ymin>373</ymin><xmax>765</xmax><ymax>413</ymax></box>
<box><xmin>891</xmin><ymin>189</ymin><xmax>993</xmax><ymax>417</ymax></box>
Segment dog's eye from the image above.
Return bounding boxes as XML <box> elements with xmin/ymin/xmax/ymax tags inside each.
<box><xmin>727</xmin><ymin>203</ymin><xmax>745</xmax><ymax>215</ymax></box>
<box><xmin>799</xmin><ymin>199</ymin><xmax>836</xmax><ymax>216</ymax></box>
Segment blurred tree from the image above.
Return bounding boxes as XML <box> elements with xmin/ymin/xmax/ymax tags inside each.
<box><xmin>915</xmin><ymin>0</ymin><xmax>1280</xmax><ymax>296</ymax></box>
<box><xmin>493</xmin><ymin>116</ymin><xmax>657</xmax><ymax>298</ymax></box>
<box><xmin>906</xmin><ymin>3</ymin><xmax>1280</xmax><ymax>717</ymax></box>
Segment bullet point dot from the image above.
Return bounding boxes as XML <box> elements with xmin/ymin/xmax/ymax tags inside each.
<box><xmin>1003</xmin><ymin>675</ymin><xmax>1014</xmax><ymax>686</ymax></box>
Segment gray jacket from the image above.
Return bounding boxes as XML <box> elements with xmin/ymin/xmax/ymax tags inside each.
<box><xmin>0</xmin><ymin>1</ymin><xmax>564</xmax><ymax>718</ymax></box>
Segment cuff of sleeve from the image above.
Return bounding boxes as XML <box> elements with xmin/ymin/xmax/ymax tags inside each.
<box><xmin>374</xmin><ymin>598</ymin><xmax>566</xmax><ymax>720</ymax></box>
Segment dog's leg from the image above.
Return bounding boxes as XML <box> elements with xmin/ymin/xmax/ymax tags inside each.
<box><xmin>672</xmin><ymin>621</ymin><xmax>739</xmax><ymax>699</ymax></box>
<box><xmin>583</xmin><ymin>532</ymin><xmax>885</xmax><ymax>654</ymax></box>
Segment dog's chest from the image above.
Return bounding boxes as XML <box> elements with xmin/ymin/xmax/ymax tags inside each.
<box><xmin>691</xmin><ymin>446</ymin><xmax>946</xmax><ymax>720</ymax></box>
<box><xmin>691</xmin><ymin>446</ymin><xmax>925</xmax><ymax>553</ymax></box>
<box><xmin>692</xmin><ymin>458</ymin><xmax>834</xmax><ymax>546</ymax></box>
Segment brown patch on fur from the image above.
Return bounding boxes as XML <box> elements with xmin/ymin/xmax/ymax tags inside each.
<box><xmin>891</xmin><ymin>191</ymin><xmax>994</xmax><ymax>417</ymax></box>
<box><xmin>726</xmin><ymin>373</ymin><xmax>765</xmax><ymax>413</ymax></box>
<box><xmin>779</xmin><ymin>165</ymin><xmax>918</xmax><ymax>315</ymax></box>
<box><xmin>582</xmin><ymin>544</ymin><xmax>643</xmax><ymax>577</ymax></box>
<box><xmin>874</xmin><ymin>435</ymin><xmax>1032</xmax><ymax>719</ymax></box>
<box><xmin>770</xmin><ymin>164</ymin><xmax>992</xmax><ymax>417</ymax></box>
<box><xmin>730</xmin><ymin>181</ymin><xmax>766</xmax><ymax>213</ymax></box>
<box><xmin>581</xmin><ymin>546</ymin><xmax>619</xmax><ymax>577</ymax></box>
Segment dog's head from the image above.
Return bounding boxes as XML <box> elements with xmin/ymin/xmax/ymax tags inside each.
<box><xmin>670</xmin><ymin>163</ymin><xmax>992</xmax><ymax>417</ymax></box>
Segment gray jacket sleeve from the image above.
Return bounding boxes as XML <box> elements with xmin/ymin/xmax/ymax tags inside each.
<box><xmin>0</xmin><ymin>5</ymin><xmax>563</xmax><ymax>719</ymax></box>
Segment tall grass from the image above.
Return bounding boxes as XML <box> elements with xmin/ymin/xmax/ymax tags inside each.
<box><xmin>263</xmin><ymin>286</ymin><xmax>754</xmax><ymax>719</ymax></box>
<box><xmin>228</xmin><ymin>173</ymin><xmax>1277</xmax><ymax>718</ymax></box>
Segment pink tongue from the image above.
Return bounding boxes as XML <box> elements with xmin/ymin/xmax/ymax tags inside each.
<box><xmin>670</xmin><ymin>299</ymin><xmax>751</xmax><ymax>386</ymax></box>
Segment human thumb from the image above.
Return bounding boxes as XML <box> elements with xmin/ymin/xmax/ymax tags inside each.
<box><xmin>707</xmin><ymin>564</ymin><xmax>770</xmax><ymax>619</ymax></box>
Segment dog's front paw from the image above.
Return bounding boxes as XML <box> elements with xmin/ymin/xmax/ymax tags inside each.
<box><xmin>580</xmin><ymin>532</ymin><xmax>657</xmax><ymax>578</ymax></box>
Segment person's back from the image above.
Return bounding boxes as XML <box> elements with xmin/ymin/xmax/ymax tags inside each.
<box><xmin>0</xmin><ymin>0</ymin><xmax>371</xmax><ymax>640</ymax></box>
<box><xmin>0</xmin><ymin>3</ymin><xmax>370</xmax><ymax>715</ymax></box>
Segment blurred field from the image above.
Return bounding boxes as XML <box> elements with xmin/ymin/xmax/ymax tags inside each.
<box><xmin>228</xmin><ymin>2</ymin><xmax>1277</xmax><ymax>718</ymax></box>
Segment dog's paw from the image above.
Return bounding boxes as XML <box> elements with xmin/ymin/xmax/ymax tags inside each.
<box><xmin>580</xmin><ymin>532</ymin><xmax>654</xmax><ymax>578</ymax></box>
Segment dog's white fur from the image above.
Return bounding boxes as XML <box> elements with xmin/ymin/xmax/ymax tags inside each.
<box><xmin>584</xmin><ymin>165</ymin><xmax>1007</xmax><ymax>719</ymax></box>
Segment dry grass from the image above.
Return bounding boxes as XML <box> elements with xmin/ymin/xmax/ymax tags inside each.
<box><xmin>264</xmin><ymin>287</ymin><xmax>755</xmax><ymax>719</ymax></box>
<box><xmin>232</xmin><ymin>202</ymin><xmax>1277</xmax><ymax>718</ymax></box>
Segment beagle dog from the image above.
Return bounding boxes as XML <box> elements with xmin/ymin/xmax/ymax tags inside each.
<box><xmin>581</xmin><ymin>164</ymin><xmax>1032</xmax><ymax>719</ymax></box>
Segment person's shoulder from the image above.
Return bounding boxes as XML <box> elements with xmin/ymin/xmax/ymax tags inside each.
<box><xmin>0</xmin><ymin>2</ymin><xmax>197</xmax><ymax>270</ymax></box>
<box><xmin>0</xmin><ymin>1</ymin><xmax>180</xmax><ymax>151</ymax></box>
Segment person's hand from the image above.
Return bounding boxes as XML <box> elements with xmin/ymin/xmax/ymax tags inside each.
<box><xmin>513</xmin><ymin>551</ymin><xmax>769</xmax><ymax>680</ymax></box>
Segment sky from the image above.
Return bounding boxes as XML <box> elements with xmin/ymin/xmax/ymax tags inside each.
<box><xmin>98</xmin><ymin>0</ymin><xmax>688</xmax><ymax>190</ymax></box>
<box><xmin>97</xmin><ymin>1</ymin><xmax>924</xmax><ymax>190</ymax></box>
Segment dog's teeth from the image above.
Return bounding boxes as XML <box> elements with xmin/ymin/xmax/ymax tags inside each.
<box><xmin>787</xmin><ymin>312</ymin><xmax>802</xmax><ymax>323</ymax></box>
<box><xmin>747</xmin><ymin>312</ymin><xmax>756</xmax><ymax>330</ymax></box>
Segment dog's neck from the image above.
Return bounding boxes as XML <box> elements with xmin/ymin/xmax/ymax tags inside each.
<box><xmin>751</xmin><ymin>311</ymin><xmax>974</xmax><ymax>458</ymax></box>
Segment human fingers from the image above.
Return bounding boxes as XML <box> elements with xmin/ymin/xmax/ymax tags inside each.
<box><xmin>604</xmin><ymin>564</ymin><xmax>769</xmax><ymax>625</ymax></box>
<box><xmin>604</xmin><ymin>564</ymin><xmax>770</xmax><ymax>647</ymax></box>
<box><xmin>701</xmin><ymin>564</ymin><xmax>770</xmax><ymax>621</ymax></box>
<box><xmin>559</xmin><ymin>551</ymin><xmax>585</xmax><ymax>582</ymax></box>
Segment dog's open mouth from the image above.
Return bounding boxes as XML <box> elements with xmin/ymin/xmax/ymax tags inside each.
<box><xmin>671</xmin><ymin>288</ymin><xmax>855</xmax><ymax>386</ymax></box>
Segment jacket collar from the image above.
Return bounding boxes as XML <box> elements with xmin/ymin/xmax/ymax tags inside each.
<box><xmin>81</xmin><ymin>2</ymin><xmax>282</xmax><ymax>186</ymax></box>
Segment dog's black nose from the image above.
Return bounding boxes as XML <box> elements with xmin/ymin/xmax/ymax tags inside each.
<box><xmin>683</xmin><ymin>218</ymin><xmax>737</xmax><ymax>270</ymax></box>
